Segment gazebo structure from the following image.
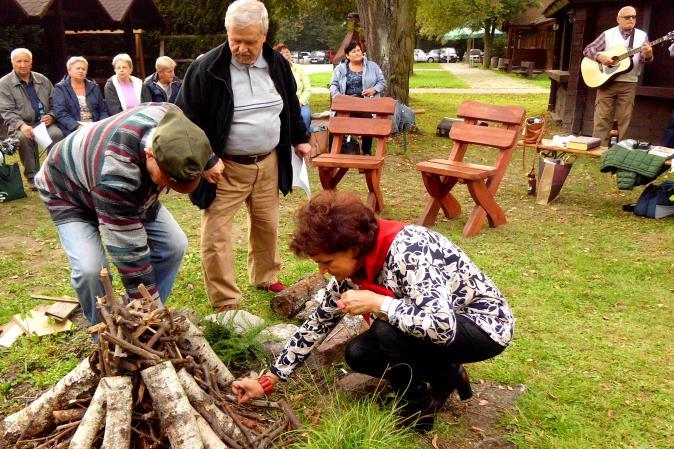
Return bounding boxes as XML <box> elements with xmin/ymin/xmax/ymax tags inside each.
<box><xmin>0</xmin><ymin>0</ymin><xmax>166</xmax><ymax>81</ymax></box>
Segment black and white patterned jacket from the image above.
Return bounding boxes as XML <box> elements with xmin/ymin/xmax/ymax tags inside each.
<box><xmin>270</xmin><ymin>225</ymin><xmax>514</xmax><ymax>381</ymax></box>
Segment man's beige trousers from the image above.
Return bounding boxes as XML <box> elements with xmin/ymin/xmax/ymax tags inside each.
<box><xmin>201</xmin><ymin>150</ymin><xmax>281</xmax><ymax>308</ymax></box>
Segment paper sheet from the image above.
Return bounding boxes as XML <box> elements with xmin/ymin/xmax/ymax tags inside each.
<box><xmin>33</xmin><ymin>123</ymin><xmax>53</xmax><ymax>149</ymax></box>
<box><xmin>291</xmin><ymin>151</ymin><xmax>311</xmax><ymax>198</ymax></box>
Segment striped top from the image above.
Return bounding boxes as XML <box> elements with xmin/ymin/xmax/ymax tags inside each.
<box><xmin>34</xmin><ymin>104</ymin><xmax>170</xmax><ymax>301</ymax></box>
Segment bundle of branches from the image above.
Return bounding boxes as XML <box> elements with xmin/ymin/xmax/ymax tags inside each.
<box><xmin>0</xmin><ymin>269</ymin><xmax>300</xmax><ymax>449</ymax></box>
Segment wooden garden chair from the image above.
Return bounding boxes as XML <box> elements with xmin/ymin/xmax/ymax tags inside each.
<box><xmin>312</xmin><ymin>96</ymin><xmax>396</xmax><ymax>212</ymax></box>
<box><xmin>416</xmin><ymin>100</ymin><xmax>526</xmax><ymax>236</ymax></box>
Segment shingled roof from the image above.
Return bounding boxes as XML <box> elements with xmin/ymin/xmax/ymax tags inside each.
<box><xmin>0</xmin><ymin>0</ymin><xmax>165</xmax><ymax>29</ymax></box>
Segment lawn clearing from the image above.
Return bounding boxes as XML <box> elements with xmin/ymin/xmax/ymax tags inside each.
<box><xmin>308</xmin><ymin>63</ymin><xmax>470</xmax><ymax>90</ymax></box>
<box><xmin>1</xmin><ymin>92</ymin><xmax>672</xmax><ymax>448</ymax></box>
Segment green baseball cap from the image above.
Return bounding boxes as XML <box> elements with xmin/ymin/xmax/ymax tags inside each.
<box><xmin>152</xmin><ymin>105</ymin><xmax>211</xmax><ymax>183</ymax></box>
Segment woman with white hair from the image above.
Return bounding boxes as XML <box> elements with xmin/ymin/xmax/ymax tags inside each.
<box><xmin>52</xmin><ymin>56</ymin><xmax>109</xmax><ymax>136</ymax></box>
<box><xmin>104</xmin><ymin>53</ymin><xmax>151</xmax><ymax>115</ymax></box>
<box><xmin>144</xmin><ymin>56</ymin><xmax>182</xmax><ymax>103</ymax></box>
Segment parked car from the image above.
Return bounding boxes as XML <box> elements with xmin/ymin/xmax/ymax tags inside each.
<box><xmin>469</xmin><ymin>49</ymin><xmax>483</xmax><ymax>64</ymax></box>
<box><xmin>298</xmin><ymin>51</ymin><xmax>311</xmax><ymax>64</ymax></box>
<box><xmin>309</xmin><ymin>50</ymin><xmax>328</xmax><ymax>64</ymax></box>
<box><xmin>442</xmin><ymin>47</ymin><xmax>459</xmax><ymax>63</ymax></box>
<box><xmin>426</xmin><ymin>49</ymin><xmax>447</xmax><ymax>63</ymax></box>
<box><xmin>414</xmin><ymin>49</ymin><xmax>429</xmax><ymax>62</ymax></box>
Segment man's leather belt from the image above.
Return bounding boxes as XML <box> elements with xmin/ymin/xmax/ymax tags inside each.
<box><xmin>222</xmin><ymin>152</ymin><xmax>271</xmax><ymax>165</ymax></box>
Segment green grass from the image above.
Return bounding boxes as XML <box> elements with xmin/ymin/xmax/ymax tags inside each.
<box><xmin>307</xmin><ymin>63</ymin><xmax>470</xmax><ymax>90</ymax></box>
<box><xmin>500</xmin><ymin>69</ymin><xmax>552</xmax><ymax>89</ymax></box>
<box><xmin>1</xmin><ymin>92</ymin><xmax>673</xmax><ymax>448</ymax></box>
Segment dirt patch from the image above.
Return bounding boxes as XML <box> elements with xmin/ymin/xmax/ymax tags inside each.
<box><xmin>431</xmin><ymin>381</ymin><xmax>526</xmax><ymax>449</ymax></box>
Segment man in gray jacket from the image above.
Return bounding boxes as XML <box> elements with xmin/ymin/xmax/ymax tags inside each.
<box><xmin>0</xmin><ymin>48</ymin><xmax>63</xmax><ymax>189</ymax></box>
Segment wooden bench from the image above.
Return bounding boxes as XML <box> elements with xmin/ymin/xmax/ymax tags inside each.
<box><xmin>312</xmin><ymin>96</ymin><xmax>396</xmax><ymax>212</ymax></box>
<box><xmin>416</xmin><ymin>101</ymin><xmax>526</xmax><ymax>236</ymax></box>
<box><xmin>512</xmin><ymin>61</ymin><xmax>544</xmax><ymax>78</ymax></box>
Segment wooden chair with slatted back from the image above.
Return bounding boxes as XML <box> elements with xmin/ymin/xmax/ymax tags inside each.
<box><xmin>312</xmin><ymin>96</ymin><xmax>396</xmax><ymax>212</ymax></box>
<box><xmin>416</xmin><ymin>100</ymin><xmax>526</xmax><ymax>237</ymax></box>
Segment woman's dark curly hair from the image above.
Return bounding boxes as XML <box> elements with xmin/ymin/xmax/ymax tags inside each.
<box><xmin>290</xmin><ymin>190</ymin><xmax>379</xmax><ymax>258</ymax></box>
<box><xmin>344</xmin><ymin>41</ymin><xmax>362</xmax><ymax>54</ymax></box>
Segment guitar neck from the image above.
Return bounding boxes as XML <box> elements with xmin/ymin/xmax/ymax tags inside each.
<box><xmin>618</xmin><ymin>34</ymin><xmax>673</xmax><ymax>61</ymax></box>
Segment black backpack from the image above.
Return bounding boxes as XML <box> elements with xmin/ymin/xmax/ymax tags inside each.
<box><xmin>634</xmin><ymin>181</ymin><xmax>674</xmax><ymax>219</ymax></box>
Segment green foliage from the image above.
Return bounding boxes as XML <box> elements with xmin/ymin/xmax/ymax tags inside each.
<box><xmin>201</xmin><ymin>319</ymin><xmax>267</xmax><ymax>373</ymax></box>
<box><xmin>288</xmin><ymin>394</ymin><xmax>417</xmax><ymax>449</ymax></box>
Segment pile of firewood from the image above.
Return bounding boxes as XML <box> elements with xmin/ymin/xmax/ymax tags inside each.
<box><xmin>0</xmin><ymin>269</ymin><xmax>300</xmax><ymax>449</ymax></box>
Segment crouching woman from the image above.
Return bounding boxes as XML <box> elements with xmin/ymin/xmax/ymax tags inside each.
<box><xmin>232</xmin><ymin>190</ymin><xmax>514</xmax><ymax>432</ymax></box>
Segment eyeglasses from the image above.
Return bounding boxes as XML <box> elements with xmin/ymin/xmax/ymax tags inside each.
<box><xmin>620</xmin><ymin>15</ymin><xmax>637</xmax><ymax>20</ymax></box>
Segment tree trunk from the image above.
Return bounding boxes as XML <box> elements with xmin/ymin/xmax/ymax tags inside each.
<box><xmin>355</xmin><ymin>0</ymin><xmax>416</xmax><ymax>104</ymax></box>
<box><xmin>141</xmin><ymin>362</ymin><xmax>204</xmax><ymax>449</ymax></box>
<box><xmin>101</xmin><ymin>377</ymin><xmax>133</xmax><ymax>449</ymax></box>
<box><xmin>195</xmin><ymin>415</ymin><xmax>228</xmax><ymax>449</ymax></box>
<box><xmin>0</xmin><ymin>358</ymin><xmax>98</xmax><ymax>447</ymax></box>
<box><xmin>482</xmin><ymin>20</ymin><xmax>496</xmax><ymax>69</ymax></box>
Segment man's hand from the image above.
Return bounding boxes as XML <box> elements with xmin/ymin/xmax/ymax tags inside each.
<box><xmin>20</xmin><ymin>124</ymin><xmax>34</xmax><ymax>140</ymax></box>
<box><xmin>362</xmin><ymin>87</ymin><xmax>377</xmax><ymax>97</ymax></box>
<box><xmin>641</xmin><ymin>42</ymin><xmax>653</xmax><ymax>60</ymax></box>
<box><xmin>335</xmin><ymin>290</ymin><xmax>385</xmax><ymax>315</ymax></box>
<box><xmin>41</xmin><ymin>114</ymin><xmax>55</xmax><ymax>126</ymax></box>
<box><xmin>202</xmin><ymin>159</ymin><xmax>225</xmax><ymax>184</ymax></box>
<box><xmin>294</xmin><ymin>143</ymin><xmax>311</xmax><ymax>160</ymax></box>
<box><xmin>597</xmin><ymin>53</ymin><xmax>616</xmax><ymax>67</ymax></box>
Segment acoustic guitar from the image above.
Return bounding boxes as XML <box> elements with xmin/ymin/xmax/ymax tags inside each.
<box><xmin>581</xmin><ymin>31</ymin><xmax>674</xmax><ymax>88</ymax></box>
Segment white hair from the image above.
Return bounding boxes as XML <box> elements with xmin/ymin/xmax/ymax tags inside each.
<box><xmin>112</xmin><ymin>53</ymin><xmax>133</xmax><ymax>69</ymax></box>
<box><xmin>225</xmin><ymin>0</ymin><xmax>268</xmax><ymax>35</ymax></box>
<box><xmin>11</xmin><ymin>48</ymin><xmax>32</xmax><ymax>61</ymax></box>
<box><xmin>155</xmin><ymin>56</ymin><xmax>176</xmax><ymax>71</ymax></box>
<box><xmin>66</xmin><ymin>56</ymin><xmax>88</xmax><ymax>70</ymax></box>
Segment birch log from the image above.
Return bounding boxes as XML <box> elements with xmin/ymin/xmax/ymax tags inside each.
<box><xmin>101</xmin><ymin>377</ymin><xmax>132</xmax><ymax>449</ymax></box>
<box><xmin>196</xmin><ymin>414</ymin><xmax>229</xmax><ymax>449</ymax></box>
<box><xmin>180</xmin><ymin>319</ymin><xmax>234</xmax><ymax>386</ymax></box>
<box><xmin>177</xmin><ymin>368</ymin><xmax>242</xmax><ymax>441</ymax></box>
<box><xmin>69</xmin><ymin>379</ymin><xmax>107</xmax><ymax>449</ymax></box>
<box><xmin>141</xmin><ymin>362</ymin><xmax>204</xmax><ymax>449</ymax></box>
<box><xmin>0</xmin><ymin>358</ymin><xmax>98</xmax><ymax>447</ymax></box>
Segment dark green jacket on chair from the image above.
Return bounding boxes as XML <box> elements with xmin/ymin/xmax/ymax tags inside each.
<box><xmin>600</xmin><ymin>145</ymin><xmax>671</xmax><ymax>190</ymax></box>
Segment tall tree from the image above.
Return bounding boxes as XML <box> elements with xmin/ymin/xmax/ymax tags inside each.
<box><xmin>355</xmin><ymin>0</ymin><xmax>416</xmax><ymax>103</ymax></box>
<box><xmin>417</xmin><ymin>0</ymin><xmax>538</xmax><ymax>68</ymax></box>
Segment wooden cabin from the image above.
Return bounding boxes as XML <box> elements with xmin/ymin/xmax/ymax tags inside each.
<box><xmin>504</xmin><ymin>0</ymin><xmax>557</xmax><ymax>70</ymax></box>
<box><xmin>543</xmin><ymin>0</ymin><xmax>674</xmax><ymax>143</ymax></box>
<box><xmin>0</xmin><ymin>0</ymin><xmax>166</xmax><ymax>82</ymax></box>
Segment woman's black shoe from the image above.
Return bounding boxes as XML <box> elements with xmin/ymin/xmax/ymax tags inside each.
<box><xmin>430</xmin><ymin>364</ymin><xmax>473</xmax><ymax>409</ymax></box>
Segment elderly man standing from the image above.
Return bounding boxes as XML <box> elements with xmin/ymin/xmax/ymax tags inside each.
<box><xmin>144</xmin><ymin>56</ymin><xmax>183</xmax><ymax>103</ymax></box>
<box><xmin>176</xmin><ymin>0</ymin><xmax>310</xmax><ymax>312</ymax></box>
<box><xmin>34</xmin><ymin>104</ymin><xmax>224</xmax><ymax>325</ymax></box>
<box><xmin>583</xmin><ymin>6</ymin><xmax>653</xmax><ymax>144</ymax></box>
<box><xmin>0</xmin><ymin>48</ymin><xmax>64</xmax><ymax>189</ymax></box>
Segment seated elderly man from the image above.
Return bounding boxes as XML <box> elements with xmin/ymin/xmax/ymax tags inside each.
<box><xmin>0</xmin><ymin>48</ymin><xmax>64</xmax><ymax>189</ymax></box>
<box><xmin>34</xmin><ymin>104</ymin><xmax>224</xmax><ymax>325</ymax></box>
<box><xmin>144</xmin><ymin>56</ymin><xmax>183</xmax><ymax>103</ymax></box>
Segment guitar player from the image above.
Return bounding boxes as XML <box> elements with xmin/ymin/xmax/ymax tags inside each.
<box><xmin>582</xmin><ymin>6</ymin><xmax>653</xmax><ymax>145</ymax></box>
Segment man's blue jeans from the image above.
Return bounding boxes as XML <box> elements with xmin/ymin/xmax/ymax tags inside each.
<box><xmin>56</xmin><ymin>205</ymin><xmax>187</xmax><ymax>325</ymax></box>
<box><xmin>300</xmin><ymin>104</ymin><xmax>312</xmax><ymax>131</ymax></box>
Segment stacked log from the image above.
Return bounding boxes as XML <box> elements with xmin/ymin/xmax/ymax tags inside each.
<box><xmin>0</xmin><ymin>270</ymin><xmax>300</xmax><ymax>449</ymax></box>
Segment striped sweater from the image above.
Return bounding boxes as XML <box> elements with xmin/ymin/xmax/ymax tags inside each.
<box><xmin>34</xmin><ymin>104</ymin><xmax>170</xmax><ymax>301</ymax></box>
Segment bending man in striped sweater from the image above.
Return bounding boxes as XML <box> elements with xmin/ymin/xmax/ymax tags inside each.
<box><xmin>34</xmin><ymin>103</ymin><xmax>224</xmax><ymax>325</ymax></box>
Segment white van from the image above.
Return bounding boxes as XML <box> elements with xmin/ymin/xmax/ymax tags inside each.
<box><xmin>414</xmin><ymin>49</ymin><xmax>429</xmax><ymax>62</ymax></box>
<box><xmin>442</xmin><ymin>48</ymin><xmax>459</xmax><ymax>63</ymax></box>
